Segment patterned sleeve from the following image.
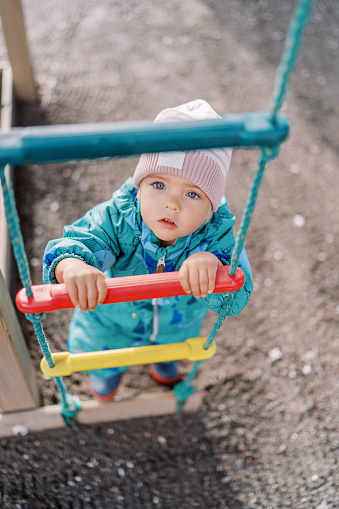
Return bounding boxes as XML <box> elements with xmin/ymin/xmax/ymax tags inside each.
<box><xmin>42</xmin><ymin>179</ymin><xmax>136</xmax><ymax>284</ymax></box>
<box><xmin>201</xmin><ymin>248</ymin><xmax>253</xmax><ymax>316</ymax></box>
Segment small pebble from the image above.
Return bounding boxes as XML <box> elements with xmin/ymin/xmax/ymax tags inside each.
<box><xmin>309</xmin><ymin>143</ymin><xmax>320</xmax><ymax>155</ymax></box>
<box><xmin>302</xmin><ymin>364</ymin><xmax>312</xmax><ymax>375</ymax></box>
<box><xmin>80</xmin><ymin>181</ymin><xmax>89</xmax><ymax>192</ymax></box>
<box><xmin>117</xmin><ymin>467</ymin><xmax>125</xmax><ymax>477</ymax></box>
<box><xmin>294</xmin><ymin>214</ymin><xmax>305</xmax><ymax>228</ymax></box>
<box><xmin>235</xmin><ymin>459</ymin><xmax>243</xmax><ymax>469</ymax></box>
<box><xmin>303</xmin><ymin>350</ymin><xmax>316</xmax><ymax>361</ymax></box>
<box><xmin>50</xmin><ymin>201</ymin><xmax>59</xmax><ymax>212</ymax></box>
<box><xmin>30</xmin><ymin>257</ymin><xmax>40</xmax><ymax>267</ymax></box>
<box><xmin>273</xmin><ymin>250</ymin><xmax>283</xmax><ymax>261</ymax></box>
<box><xmin>290</xmin><ymin>163</ymin><xmax>300</xmax><ymax>174</ymax></box>
<box><xmin>12</xmin><ymin>425</ymin><xmax>29</xmax><ymax>436</ymax></box>
<box><xmin>301</xmin><ymin>68</ymin><xmax>310</xmax><ymax>78</ymax></box>
<box><xmin>268</xmin><ymin>347</ymin><xmax>282</xmax><ymax>362</ymax></box>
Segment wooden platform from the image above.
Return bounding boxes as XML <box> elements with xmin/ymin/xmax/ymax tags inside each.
<box><xmin>0</xmin><ymin>391</ymin><xmax>204</xmax><ymax>438</ymax></box>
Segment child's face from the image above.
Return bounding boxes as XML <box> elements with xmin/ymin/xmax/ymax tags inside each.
<box><xmin>137</xmin><ymin>173</ymin><xmax>212</xmax><ymax>247</ymax></box>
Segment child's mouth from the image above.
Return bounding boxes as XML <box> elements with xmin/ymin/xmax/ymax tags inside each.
<box><xmin>159</xmin><ymin>218</ymin><xmax>176</xmax><ymax>227</ymax></box>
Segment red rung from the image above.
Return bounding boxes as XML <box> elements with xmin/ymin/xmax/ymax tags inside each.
<box><xmin>16</xmin><ymin>266</ymin><xmax>244</xmax><ymax>314</ymax></box>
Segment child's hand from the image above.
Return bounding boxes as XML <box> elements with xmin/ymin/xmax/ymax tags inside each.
<box><xmin>55</xmin><ymin>258</ymin><xmax>107</xmax><ymax>312</ymax></box>
<box><xmin>179</xmin><ymin>252</ymin><xmax>223</xmax><ymax>299</ymax></box>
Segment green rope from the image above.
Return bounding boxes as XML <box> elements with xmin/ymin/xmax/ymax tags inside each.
<box><xmin>228</xmin><ymin>146</ymin><xmax>280</xmax><ymax>276</ymax></box>
<box><xmin>270</xmin><ymin>0</ymin><xmax>316</xmax><ymax>121</ymax></box>
<box><xmin>174</xmin><ymin>296</ymin><xmax>232</xmax><ymax>410</ymax></box>
<box><xmin>0</xmin><ymin>170</ymin><xmax>33</xmax><ymax>296</ymax></box>
<box><xmin>174</xmin><ymin>0</ymin><xmax>315</xmax><ymax>410</ymax></box>
<box><xmin>0</xmin><ymin>167</ymin><xmax>82</xmax><ymax>425</ymax></box>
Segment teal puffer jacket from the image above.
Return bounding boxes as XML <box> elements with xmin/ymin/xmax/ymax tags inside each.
<box><xmin>43</xmin><ymin>178</ymin><xmax>253</xmax><ymax>378</ymax></box>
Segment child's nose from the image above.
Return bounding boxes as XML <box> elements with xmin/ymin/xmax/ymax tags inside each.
<box><xmin>164</xmin><ymin>194</ymin><xmax>180</xmax><ymax>211</ymax></box>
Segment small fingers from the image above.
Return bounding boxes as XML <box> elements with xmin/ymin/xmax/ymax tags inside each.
<box><xmin>179</xmin><ymin>264</ymin><xmax>191</xmax><ymax>294</ymax></box>
<box><xmin>96</xmin><ymin>275</ymin><xmax>108</xmax><ymax>305</ymax></box>
<box><xmin>67</xmin><ymin>279</ymin><xmax>80</xmax><ymax>309</ymax></box>
<box><xmin>87</xmin><ymin>281</ymin><xmax>99</xmax><ymax>312</ymax></box>
<box><xmin>77</xmin><ymin>280</ymin><xmax>91</xmax><ymax>312</ymax></box>
<box><xmin>187</xmin><ymin>268</ymin><xmax>204</xmax><ymax>298</ymax></box>
<box><xmin>179</xmin><ymin>263</ymin><xmax>217</xmax><ymax>298</ymax></box>
<box><xmin>63</xmin><ymin>265</ymin><xmax>106</xmax><ymax>312</ymax></box>
<box><xmin>180</xmin><ymin>265</ymin><xmax>206</xmax><ymax>299</ymax></box>
<box><xmin>207</xmin><ymin>265</ymin><xmax>217</xmax><ymax>295</ymax></box>
<box><xmin>196</xmin><ymin>268</ymin><xmax>209</xmax><ymax>298</ymax></box>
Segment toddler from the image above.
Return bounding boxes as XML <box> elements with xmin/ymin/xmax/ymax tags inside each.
<box><xmin>43</xmin><ymin>99</ymin><xmax>253</xmax><ymax>400</ymax></box>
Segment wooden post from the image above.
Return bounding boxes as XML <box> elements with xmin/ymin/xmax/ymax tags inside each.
<box><xmin>0</xmin><ymin>0</ymin><xmax>37</xmax><ymax>102</ymax></box>
<box><xmin>0</xmin><ymin>269</ymin><xmax>40</xmax><ymax>412</ymax></box>
<box><xmin>0</xmin><ymin>62</ymin><xmax>13</xmax><ymax>282</ymax></box>
<box><xmin>0</xmin><ymin>63</ymin><xmax>39</xmax><ymax>411</ymax></box>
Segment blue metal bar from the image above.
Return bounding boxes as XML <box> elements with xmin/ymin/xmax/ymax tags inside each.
<box><xmin>0</xmin><ymin>112</ymin><xmax>289</xmax><ymax>166</ymax></box>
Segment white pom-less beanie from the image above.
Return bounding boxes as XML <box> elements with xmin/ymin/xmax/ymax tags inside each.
<box><xmin>133</xmin><ymin>100</ymin><xmax>232</xmax><ymax>212</ymax></box>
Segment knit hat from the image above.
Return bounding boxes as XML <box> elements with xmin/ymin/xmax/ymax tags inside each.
<box><xmin>133</xmin><ymin>99</ymin><xmax>232</xmax><ymax>211</ymax></box>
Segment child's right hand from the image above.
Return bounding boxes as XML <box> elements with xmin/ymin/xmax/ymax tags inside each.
<box><xmin>55</xmin><ymin>258</ymin><xmax>108</xmax><ymax>312</ymax></box>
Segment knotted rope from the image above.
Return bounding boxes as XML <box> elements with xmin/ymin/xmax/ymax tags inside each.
<box><xmin>0</xmin><ymin>168</ymin><xmax>81</xmax><ymax>425</ymax></box>
<box><xmin>174</xmin><ymin>0</ymin><xmax>315</xmax><ymax>410</ymax></box>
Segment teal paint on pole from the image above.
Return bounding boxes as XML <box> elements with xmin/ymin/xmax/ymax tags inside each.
<box><xmin>0</xmin><ymin>112</ymin><xmax>289</xmax><ymax>166</ymax></box>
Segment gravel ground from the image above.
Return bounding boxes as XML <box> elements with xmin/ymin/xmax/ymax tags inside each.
<box><xmin>0</xmin><ymin>1</ymin><xmax>338</xmax><ymax>508</ymax></box>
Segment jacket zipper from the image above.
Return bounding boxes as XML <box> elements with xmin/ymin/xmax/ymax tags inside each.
<box><xmin>151</xmin><ymin>252</ymin><xmax>167</xmax><ymax>342</ymax></box>
<box><xmin>155</xmin><ymin>253</ymin><xmax>166</xmax><ymax>273</ymax></box>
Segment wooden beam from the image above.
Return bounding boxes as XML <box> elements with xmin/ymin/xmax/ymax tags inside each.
<box><xmin>0</xmin><ymin>0</ymin><xmax>37</xmax><ymax>102</ymax></box>
<box><xmin>0</xmin><ymin>391</ymin><xmax>204</xmax><ymax>437</ymax></box>
<box><xmin>0</xmin><ymin>269</ymin><xmax>40</xmax><ymax>412</ymax></box>
<box><xmin>0</xmin><ymin>62</ymin><xmax>13</xmax><ymax>283</ymax></box>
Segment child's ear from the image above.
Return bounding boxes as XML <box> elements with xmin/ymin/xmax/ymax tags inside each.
<box><xmin>136</xmin><ymin>188</ymin><xmax>141</xmax><ymax>200</ymax></box>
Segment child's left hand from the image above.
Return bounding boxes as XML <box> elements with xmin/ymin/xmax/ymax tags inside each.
<box><xmin>179</xmin><ymin>252</ymin><xmax>223</xmax><ymax>299</ymax></box>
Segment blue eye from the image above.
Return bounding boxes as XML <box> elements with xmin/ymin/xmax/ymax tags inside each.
<box><xmin>187</xmin><ymin>191</ymin><xmax>199</xmax><ymax>199</ymax></box>
<box><xmin>153</xmin><ymin>182</ymin><xmax>165</xmax><ymax>190</ymax></box>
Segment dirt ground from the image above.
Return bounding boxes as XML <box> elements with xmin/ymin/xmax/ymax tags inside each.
<box><xmin>1</xmin><ymin>0</ymin><xmax>338</xmax><ymax>508</ymax></box>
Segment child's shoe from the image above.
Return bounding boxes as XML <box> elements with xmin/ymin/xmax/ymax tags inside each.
<box><xmin>148</xmin><ymin>361</ymin><xmax>181</xmax><ymax>385</ymax></box>
<box><xmin>89</xmin><ymin>372</ymin><xmax>122</xmax><ymax>401</ymax></box>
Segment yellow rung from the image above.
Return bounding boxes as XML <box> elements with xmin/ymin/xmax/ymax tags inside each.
<box><xmin>41</xmin><ymin>337</ymin><xmax>216</xmax><ymax>377</ymax></box>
